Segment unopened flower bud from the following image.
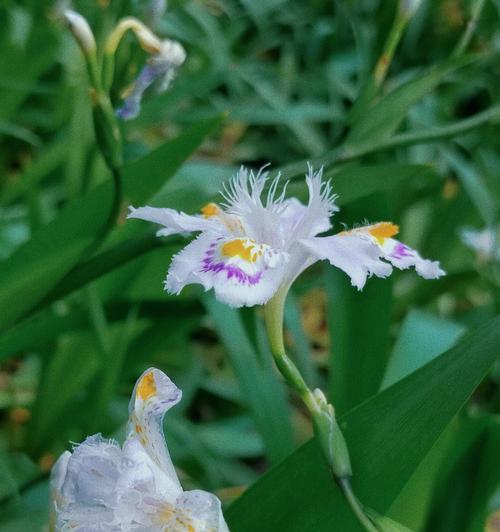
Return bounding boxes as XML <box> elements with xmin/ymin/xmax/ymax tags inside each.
<box><xmin>63</xmin><ymin>10</ymin><xmax>96</xmax><ymax>57</ymax></box>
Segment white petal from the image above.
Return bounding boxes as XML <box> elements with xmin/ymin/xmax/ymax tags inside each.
<box><xmin>128</xmin><ymin>368</ymin><xmax>183</xmax><ymax>491</ymax></box>
<box><xmin>127</xmin><ymin>205</ymin><xmax>215</xmax><ymax>236</ymax></box>
<box><xmin>60</xmin><ymin>435</ymin><xmax>122</xmax><ymax>507</ymax></box>
<box><xmin>221</xmin><ymin>167</ymin><xmax>287</xmax><ymax>248</ymax></box>
<box><xmin>57</xmin><ymin>435</ymin><xmax>123</xmax><ymax>529</ymax></box>
<box><xmin>166</xmin><ymin>232</ymin><xmax>288</xmax><ymax>307</ymax></box>
<box><xmin>301</xmin><ymin>234</ymin><xmax>392</xmax><ymax>290</ymax></box>
<box><xmin>301</xmin><ymin>165</ymin><xmax>338</xmax><ymax>235</ymax></box>
<box><xmin>175</xmin><ymin>490</ymin><xmax>229</xmax><ymax>532</ymax></box>
<box><xmin>380</xmin><ymin>239</ymin><xmax>445</xmax><ymax>279</ymax></box>
<box><xmin>50</xmin><ymin>451</ymin><xmax>70</xmax><ymax>530</ymax></box>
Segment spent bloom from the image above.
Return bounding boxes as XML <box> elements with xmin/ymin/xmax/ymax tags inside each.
<box><xmin>114</xmin><ymin>18</ymin><xmax>186</xmax><ymax>120</ymax></box>
<box><xmin>128</xmin><ymin>166</ymin><xmax>444</xmax><ymax>308</ymax></box>
<box><xmin>50</xmin><ymin>368</ymin><xmax>229</xmax><ymax>531</ymax></box>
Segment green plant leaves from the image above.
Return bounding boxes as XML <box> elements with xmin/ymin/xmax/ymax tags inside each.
<box><xmin>226</xmin><ymin>314</ymin><xmax>500</xmax><ymax>531</ymax></box>
<box><xmin>0</xmin><ymin>117</ymin><xmax>221</xmax><ymax>331</ymax></box>
<box><xmin>345</xmin><ymin>55</ymin><xmax>477</xmax><ymax>151</ymax></box>
<box><xmin>204</xmin><ymin>297</ymin><xmax>295</xmax><ymax>465</ymax></box>
<box><xmin>381</xmin><ymin>309</ymin><xmax>466</xmax><ymax>389</ymax></box>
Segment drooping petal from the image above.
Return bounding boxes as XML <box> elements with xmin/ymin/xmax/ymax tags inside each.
<box><xmin>166</xmin><ymin>232</ymin><xmax>288</xmax><ymax>307</ymax></box>
<box><xmin>301</xmin><ymin>234</ymin><xmax>392</xmax><ymax>290</ymax></box>
<box><xmin>380</xmin><ymin>238</ymin><xmax>445</xmax><ymax>278</ymax></box>
<box><xmin>127</xmin><ymin>368</ymin><xmax>183</xmax><ymax>491</ymax></box>
<box><xmin>128</xmin><ymin>205</ymin><xmax>216</xmax><ymax>236</ymax></box>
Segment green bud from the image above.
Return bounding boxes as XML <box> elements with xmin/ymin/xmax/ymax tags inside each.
<box><xmin>312</xmin><ymin>389</ymin><xmax>352</xmax><ymax>478</ymax></box>
<box><xmin>63</xmin><ymin>10</ymin><xmax>96</xmax><ymax>57</ymax></box>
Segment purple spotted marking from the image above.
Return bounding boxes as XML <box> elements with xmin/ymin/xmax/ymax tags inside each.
<box><xmin>200</xmin><ymin>241</ymin><xmax>263</xmax><ymax>285</ymax></box>
<box><xmin>392</xmin><ymin>242</ymin><xmax>413</xmax><ymax>259</ymax></box>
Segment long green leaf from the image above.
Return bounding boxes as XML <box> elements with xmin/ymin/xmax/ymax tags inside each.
<box><xmin>345</xmin><ymin>54</ymin><xmax>476</xmax><ymax>150</ymax></box>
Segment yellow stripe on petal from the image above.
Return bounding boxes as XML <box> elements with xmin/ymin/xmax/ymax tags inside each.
<box><xmin>221</xmin><ymin>238</ymin><xmax>257</xmax><ymax>263</ymax></box>
<box><xmin>136</xmin><ymin>371</ymin><xmax>157</xmax><ymax>401</ymax></box>
<box><xmin>200</xmin><ymin>202</ymin><xmax>221</xmax><ymax>218</ymax></box>
<box><xmin>368</xmin><ymin>222</ymin><xmax>399</xmax><ymax>244</ymax></box>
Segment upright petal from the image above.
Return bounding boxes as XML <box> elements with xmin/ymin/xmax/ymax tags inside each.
<box><xmin>128</xmin><ymin>206</ymin><xmax>216</xmax><ymax>236</ymax></box>
<box><xmin>166</xmin><ymin>232</ymin><xmax>288</xmax><ymax>307</ymax></box>
<box><xmin>301</xmin><ymin>234</ymin><xmax>392</xmax><ymax>290</ymax></box>
<box><xmin>128</xmin><ymin>368</ymin><xmax>183</xmax><ymax>491</ymax></box>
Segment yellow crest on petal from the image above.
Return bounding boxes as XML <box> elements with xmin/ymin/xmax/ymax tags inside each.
<box><xmin>136</xmin><ymin>371</ymin><xmax>157</xmax><ymax>401</ymax></box>
<box><xmin>221</xmin><ymin>238</ymin><xmax>258</xmax><ymax>263</ymax></box>
<box><xmin>368</xmin><ymin>222</ymin><xmax>399</xmax><ymax>244</ymax></box>
<box><xmin>201</xmin><ymin>202</ymin><xmax>221</xmax><ymax>218</ymax></box>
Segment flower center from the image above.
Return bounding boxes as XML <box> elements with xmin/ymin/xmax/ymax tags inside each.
<box><xmin>368</xmin><ymin>222</ymin><xmax>399</xmax><ymax>244</ymax></box>
<box><xmin>221</xmin><ymin>238</ymin><xmax>262</xmax><ymax>263</ymax></box>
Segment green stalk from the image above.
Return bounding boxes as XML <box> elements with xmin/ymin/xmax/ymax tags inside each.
<box><xmin>452</xmin><ymin>0</ymin><xmax>486</xmax><ymax>57</ymax></box>
<box><xmin>350</xmin><ymin>1</ymin><xmax>420</xmax><ymax>123</ymax></box>
<box><xmin>264</xmin><ymin>287</ymin><xmax>378</xmax><ymax>532</ymax></box>
<box><xmin>281</xmin><ymin>103</ymin><xmax>500</xmax><ymax>180</ymax></box>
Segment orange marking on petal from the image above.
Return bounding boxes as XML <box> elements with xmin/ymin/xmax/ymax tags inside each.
<box><xmin>368</xmin><ymin>222</ymin><xmax>399</xmax><ymax>244</ymax></box>
<box><xmin>201</xmin><ymin>202</ymin><xmax>220</xmax><ymax>218</ymax></box>
<box><xmin>137</xmin><ymin>371</ymin><xmax>156</xmax><ymax>401</ymax></box>
<box><xmin>221</xmin><ymin>239</ymin><xmax>257</xmax><ymax>263</ymax></box>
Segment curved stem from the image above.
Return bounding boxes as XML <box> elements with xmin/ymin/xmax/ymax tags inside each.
<box><xmin>338</xmin><ymin>477</ymin><xmax>379</xmax><ymax>532</ymax></box>
<box><xmin>264</xmin><ymin>288</ymin><xmax>378</xmax><ymax>531</ymax></box>
<box><xmin>452</xmin><ymin>0</ymin><xmax>486</xmax><ymax>57</ymax></box>
<box><xmin>281</xmin><ymin>104</ymin><xmax>500</xmax><ymax>180</ymax></box>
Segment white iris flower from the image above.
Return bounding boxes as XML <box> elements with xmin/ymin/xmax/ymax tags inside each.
<box><xmin>128</xmin><ymin>166</ymin><xmax>445</xmax><ymax>308</ymax></box>
<box><xmin>50</xmin><ymin>368</ymin><xmax>229</xmax><ymax>531</ymax></box>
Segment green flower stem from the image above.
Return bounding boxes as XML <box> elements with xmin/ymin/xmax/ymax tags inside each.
<box><xmin>282</xmin><ymin>103</ymin><xmax>500</xmax><ymax>180</ymax></box>
<box><xmin>452</xmin><ymin>0</ymin><xmax>486</xmax><ymax>57</ymax></box>
<box><xmin>264</xmin><ymin>287</ymin><xmax>378</xmax><ymax>532</ymax></box>
<box><xmin>338</xmin><ymin>478</ymin><xmax>379</xmax><ymax>532</ymax></box>
<box><xmin>66</xmin><ymin>15</ymin><xmax>124</xmax><ymax>239</ymax></box>
<box><xmin>373</xmin><ymin>0</ymin><xmax>419</xmax><ymax>88</ymax></box>
<box><xmin>350</xmin><ymin>1</ymin><xmax>418</xmax><ymax>123</ymax></box>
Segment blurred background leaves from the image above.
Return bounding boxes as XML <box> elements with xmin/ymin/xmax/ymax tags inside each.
<box><xmin>0</xmin><ymin>0</ymin><xmax>499</xmax><ymax>530</ymax></box>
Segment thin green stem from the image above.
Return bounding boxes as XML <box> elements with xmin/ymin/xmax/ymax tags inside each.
<box><xmin>452</xmin><ymin>0</ymin><xmax>486</xmax><ymax>57</ymax></box>
<box><xmin>373</xmin><ymin>12</ymin><xmax>408</xmax><ymax>88</ymax></box>
<box><xmin>264</xmin><ymin>287</ymin><xmax>317</xmax><ymax>412</ymax></box>
<box><xmin>281</xmin><ymin>104</ymin><xmax>500</xmax><ymax>180</ymax></box>
<box><xmin>264</xmin><ymin>288</ymin><xmax>380</xmax><ymax>531</ymax></box>
<box><xmin>338</xmin><ymin>477</ymin><xmax>379</xmax><ymax>532</ymax></box>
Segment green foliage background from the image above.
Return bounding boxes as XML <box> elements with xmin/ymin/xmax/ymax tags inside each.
<box><xmin>0</xmin><ymin>0</ymin><xmax>499</xmax><ymax>530</ymax></box>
